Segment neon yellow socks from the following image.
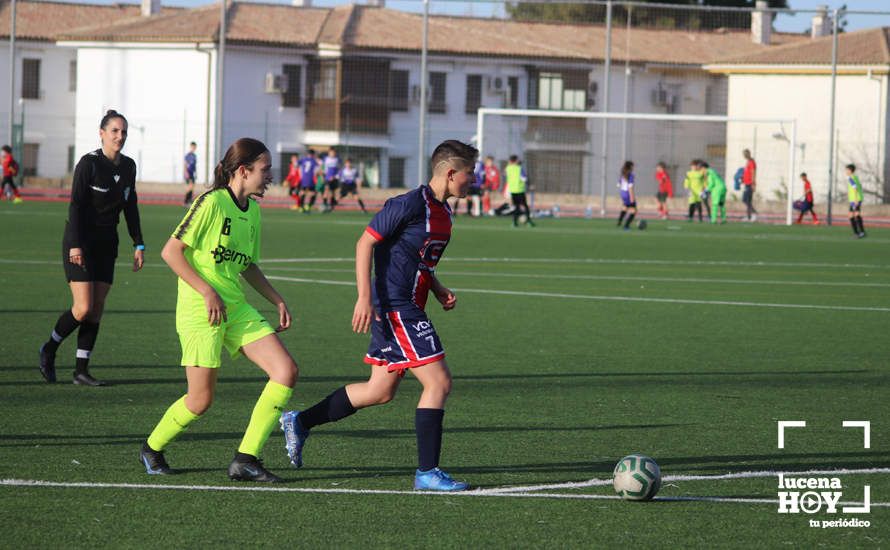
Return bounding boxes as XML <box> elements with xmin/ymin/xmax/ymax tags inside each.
<box><xmin>146</xmin><ymin>395</ymin><xmax>201</xmax><ymax>451</ymax></box>
<box><xmin>238</xmin><ymin>380</ymin><xmax>293</xmax><ymax>457</ymax></box>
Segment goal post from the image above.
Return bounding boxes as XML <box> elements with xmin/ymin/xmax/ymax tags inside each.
<box><xmin>476</xmin><ymin>107</ymin><xmax>798</xmax><ymax>225</ymax></box>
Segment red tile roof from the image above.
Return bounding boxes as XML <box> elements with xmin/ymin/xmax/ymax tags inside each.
<box><xmin>0</xmin><ymin>0</ymin><xmax>181</xmax><ymax>41</ymax></box>
<box><xmin>5</xmin><ymin>0</ymin><xmax>814</xmax><ymax>66</ymax></box>
<box><xmin>711</xmin><ymin>26</ymin><xmax>890</xmax><ymax>66</ymax></box>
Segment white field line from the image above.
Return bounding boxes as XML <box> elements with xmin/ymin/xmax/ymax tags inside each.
<box><xmin>259</xmin><ymin>256</ymin><xmax>890</xmax><ymax>271</ymax></box>
<box><xmin>264</xmin><ymin>275</ymin><xmax>890</xmax><ymax>313</ymax></box>
<box><xmin>6</xmin><ymin>256</ymin><xmax>890</xmax><ymax>272</ymax></box>
<box><xmin>2</xmin><ymin>468</ymin><xmax>888</xmax><ymax>507</ymax></box>
<box><xmin>479</xmin><ymin>467</ymin><xmax>890</xmax><ymax>495</ymax></box>
<box><xmin>262</xmin><ymin>266</ymin><xmax>890</xmax><ymax>289</ymax></box>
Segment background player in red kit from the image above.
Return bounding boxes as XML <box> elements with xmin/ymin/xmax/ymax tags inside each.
<box><xmin>482</xmin><ymin>155</ymin><xmax>500</xmax><ymax>216</ymax></box>
<box><xmin>283</xmin><ymin>154</ymin><xmax>301</xmax><ymax>210</ymax></box>
<box><xmin>796</xmin><ymin>172</ymin><xmax>819</xmax><ymax>224</ymax></box>
<box><xmin>280</xmin><ymin>140</ymin><xmax>477</xmax><ymax>491</ymax></box>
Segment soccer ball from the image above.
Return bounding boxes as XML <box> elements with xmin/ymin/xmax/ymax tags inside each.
<box><xmin>613</xmin><ymin>454</ymin><xmax>661</xmax><ymax>501</ymax></box>
<box><xmin>637</xmin><ymin>219</ymin><xmax>647</xmax><ymax>230</ymax></box>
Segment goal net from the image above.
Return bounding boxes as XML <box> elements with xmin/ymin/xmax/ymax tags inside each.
<box><xmin>476</xmin><ymin>108</ymin><xmax>798</xmax><ymax>224</ymax></box>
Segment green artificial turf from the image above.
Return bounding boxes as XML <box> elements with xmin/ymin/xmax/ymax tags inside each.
<box><xmin>0</xmin><ymin>201</ymin><xmax>886</xmax><ymax>548</ymax></box>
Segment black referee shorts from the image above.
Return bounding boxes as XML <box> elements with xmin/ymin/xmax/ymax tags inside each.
<box><xmin>62</xmin><ymin>239</ymin><xmax>118</xmax><ymax>284</ymax></box>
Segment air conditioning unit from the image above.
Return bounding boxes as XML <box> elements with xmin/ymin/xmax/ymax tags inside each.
<box><xmin>265</xmin><ymin>72</ymin><xmax>288</xmax><ymax>94</ymax></box>
<box><xmin>487</xmin><ymin>76</ymin><xmax>507</xmax><ymax>94</ymax></box>
<box><xmin>411</xmin><ymin>84</ymin><xmax>433</xmax><ymax>104</ymax></box>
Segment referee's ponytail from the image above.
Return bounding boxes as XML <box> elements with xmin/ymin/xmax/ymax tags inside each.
<box><xmin>212</xmin><ymin>138</ymin><xmax>269</xmax><ymax>190</ymax></box>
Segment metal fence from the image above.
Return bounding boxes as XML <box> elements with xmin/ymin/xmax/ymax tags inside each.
<box><xmin>4</xmin><ymin>0</ymin><xmax>890</xmax><ymax>223</ymax></box>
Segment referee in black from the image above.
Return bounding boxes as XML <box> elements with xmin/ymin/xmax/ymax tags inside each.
<box><xmin>38</xmin><ymin>110</ymin><xmax>145</xmax><ymax>386</ymax></box>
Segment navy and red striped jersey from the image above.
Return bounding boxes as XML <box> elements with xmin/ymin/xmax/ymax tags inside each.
<box><xmin>365</xmin><ymin>185</ymin><xmax>452</xmax><ymax>312</ymax></box>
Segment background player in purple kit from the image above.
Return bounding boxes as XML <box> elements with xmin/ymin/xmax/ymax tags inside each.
<box><xmin>280</xmin><ymin>139</ymin><xmax>478</xmax><ymax>492</ymax></box>
<box><xmin>616</xmin><ymin>161</ymin><xmax>637</xmax><ymax>230</ymax></box>
<box><xmin>297</xmin><ymin>149</ymin><xmax>320</xmax><ymax>213</ymax></box>
<box><xmin>183</xmin><ymin>142</ymin><xmax>197</xmax><ymax>206</ymax></box>
<box><xmin>321</xmin><ymin>147</ymin><xmax>340</xmax><ymax>213</ymax></box>
<box><xmin>337</xmin><ymin>158</ymin><xmax>368</xmax><ymax>213</ymax></box>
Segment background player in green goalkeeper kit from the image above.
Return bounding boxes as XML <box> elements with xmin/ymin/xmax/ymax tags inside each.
<box><xmin>846</xmin><ymin>164</ymin><xmax>866</xmax><ymax>238</ymax></box>
<box><xmin>140</xmin><ymin>138</ymin><xmax>299</xmax><ymax>482</ymax></box>
<box><xmin>701</xmin><ymin>161</ymin><xmax>726</xmax><ymax>224</ymax></box>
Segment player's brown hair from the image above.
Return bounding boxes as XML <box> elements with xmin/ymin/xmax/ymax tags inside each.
<box><xmin>212</xmin><ymin>138</ymin><xmax>269</xmax><ymax>190</ymax></box>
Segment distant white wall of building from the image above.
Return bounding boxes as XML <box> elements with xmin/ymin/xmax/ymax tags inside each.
<box><xmin>725</xmin><ymin>71</ymin><xmax>888</xmax><ymax>203</ymax></box>
<box><xmin>74</xmin><ymin>45</ymin><xmax>216</xmax><ymax>184</ymax></box>
<box><xmin>0</xmin><ymin>40</ymin><xmax>77</xmax><ymax>178</ymax></box>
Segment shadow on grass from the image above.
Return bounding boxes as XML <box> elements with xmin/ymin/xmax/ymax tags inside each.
<box><xmin>0</xmin><ymin>423</ymin><xmax>687</xmax><ymax>448</ymax></box>
<box><xmin>0</xmin><ymin>369</ymin><xmax>874</xmax><ymax>387</ymax></box>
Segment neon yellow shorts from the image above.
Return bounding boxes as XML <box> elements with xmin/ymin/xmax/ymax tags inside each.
<box><xmin>176</xmin><ymin>301</ymin><xmax>275</xmax><ymax>368</ymax></box>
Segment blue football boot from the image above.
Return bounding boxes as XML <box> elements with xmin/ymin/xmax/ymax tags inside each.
<box><xmin>279</xmin><ymin>410</ymin><xmax>309</xmax><ymax>469</ymax></box>
<box><xmin>414</xmin><ymin>468</ymin><xmax>469</xmax><ymax>491</ymax></box>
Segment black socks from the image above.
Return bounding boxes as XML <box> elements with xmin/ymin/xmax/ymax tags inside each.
<box><xmin>75</xmin><ymin>321</ymin><xmax>100</xmax><ymax>374</ymax></box>
<box><xmin>44</xmin><ymin>310</ymin><xmax>81</xmax><ymax>354</ymax></box>
<box><xmin>415</xmin><ymin>408</ymin><xmax>445</xmax><ymax>471</ymax></box>
<box><xmin>299</xmin><ymin>386</ymin><xmax>357</xmax><ymax>431</ymax></box>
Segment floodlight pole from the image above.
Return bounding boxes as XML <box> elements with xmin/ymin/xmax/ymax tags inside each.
<box><xmin>8</xmin><ymin>0</ymin><xmax>16</xmax><ymax>144</ymax></box>
<box><xmin>826</xmin><ymin>7</ymin><xmax>840</xmax><ymax>226</ymax></box>
<box><xmin>216</xmin><ymin>0</ymin><xmax>226</xmax><ymax>162</ymax></box>
<box><xmin>786</xmin><ymin>120</ymin><xmax>797</xmax><ymax>225</ymax></box>
<box><xmin>417</xmin><ymin>0</ymin><xmax>430</xmax><ymax>187</ymax></box>
<box><xmin>599</xmin><ymin>0</ymin><xmax>612</xmax><ymax>216</ymax></box>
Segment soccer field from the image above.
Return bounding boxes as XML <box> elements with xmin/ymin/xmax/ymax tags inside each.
<box><xmin>0</xmin><ymin>201</ymin><xmax>887</xmax><ymax>548</ymax></box>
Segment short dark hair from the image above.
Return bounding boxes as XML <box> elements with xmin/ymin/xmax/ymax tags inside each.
<box><xmin>800</xmin><ymin>172</ymin><xmax>807</xmax><ymax>178</ymax></box>
<box><xmin>100</xmin><ymin>109</ymin><xmax>127</xmax><ymax>130</ymax></box>
<box><xmin>1</xmin><ymin>145</ymin><xmax>11</xmax><ymax>154</ymax></box>
<box><xmin>846</xmin><ymin>163</ymin><xmax>856</xmax><ymax>172</ymax></box>
<box><xmin>508</xmin><ymin>155</ymin><xmax>518</xmax><ymax>163</ymax></box>
<box><xmin>212</xmin><ymin>138</ymin><xmax>269</xmax><ymax>190</ymax></box>
<box><xmin>700</xmin><ymin>161</ymin><xmax>710</xmax><ymax>169</ymax></box>
<box><xmin>656</xmin><ymin>161</ymin><xmax>666</xmax><ymax>169</ymax></box>
<box><xmin>190</xmin><ymin>141</ymin><xmax>197</xmax><ymax>147</ymax></box>
<box><xmin>430</xmin><ymin>140</ymin><xmax>478</xmax><ymax>175</ymax></box>
<box><xmin>620</xmin><ymin>161</ymin><xmax>634</xmax><ymax>178</ymax></box>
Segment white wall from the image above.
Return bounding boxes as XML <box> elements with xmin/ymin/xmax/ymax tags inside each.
<box><xmin>725</xmin><ymin>72</ymin><xmax>888</xmax><ymax>203</ymax></box>
<box><xmin>75</xmin><ymin>45</ymin><xmax>216</xmax><ymax>184</ymax></box>
<box><xmin>0</xmin><ymin>40</ymin><xmax>77</xmax><ymax>178</ymax></box>
<box><xmin>221</xmin><ymin>47</ymin><xmax>307</xmax><ymax>181</ymax></box>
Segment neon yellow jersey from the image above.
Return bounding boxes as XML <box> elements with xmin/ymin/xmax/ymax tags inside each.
<box><xmin>505</xmin><ymin>164</ymin><xmax>525</xmax><ymax>194</ymax></box>
<box><xmin>172</xmin><ymin>188</ymin><xmax>261</xmax><ymax>313</ymax></box>
<box><xmin>848</xmin><ymin>174</ymin><xmax>863</xmax><ymax>203</ymax></box>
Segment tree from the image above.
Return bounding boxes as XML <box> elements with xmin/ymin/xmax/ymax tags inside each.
<box><xmin>507</xmin><ymin>1</ymin><xmax>789</xmax><ymax>30</ymax></box>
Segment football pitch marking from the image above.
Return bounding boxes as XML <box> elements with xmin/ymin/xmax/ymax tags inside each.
<box><xmin>2</xmin><ymin>467</ymin><xmax>888</xmax><ymax>507</ymax></box>
<box><xmin>264</xmin><ymin>275</ymin><xmax>890</xmax><ymax>313</ymax></box>
<box><xmin>262</xmin><ymin>266</ymin><xmax>890</xmax><ymax>289</ymax></box>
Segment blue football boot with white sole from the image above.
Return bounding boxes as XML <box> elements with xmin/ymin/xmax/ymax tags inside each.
<box><xmin>280</xmin><ymin>410</ymin><xmax>309</xmax><ymax>469</ymax></box>
<box><xmin>414</xmin><ymin>468</ymin><xmax>469</xmax><ymax>491</ymax></box>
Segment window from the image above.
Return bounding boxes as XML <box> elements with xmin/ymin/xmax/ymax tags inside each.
<box><xmin>429</xmin><ymin>72</ymin><xmax>446</xmax><ymax>114</ymax></box>
<box><xmin>388</xmin><ymin>157</ymin><xmax>405</xmax><ymax>188</ymax></box>
<box><xmin>537</xmin><ymin>72</ymin><xmax>585</xmax><ymax>111</ymax></box>
<box><xmin>282</xmin><ymin>64</ymin><xmax>302</xmax><ymax>108</ymax></box>
<box><xmin>313</xmin><ymin>61</ymin><xmax>337</xmax><ymax>100</ymax></box>
<box><xmin>465</xmin><ymin>74</ymin><xmax>482</xmax><ymax>114</ymax></box>
<box><xmin>69</xmin><ymin>60</ymin><xmax>77</xmax><ymax>92</ymax></box>
<box><xmin>389</xmin><ymin>70</ymin><xmax>409</xmax><ymax>111</ymax></box>
<box><xmin>22</xmin><ymin>59</ymin><xmax>40</xmax><ymax>99</ymax></box>
<box><xmin>508</xmin><ymin>76</ymin><xmax>519</xmax><ymax>108</ymax></box>
<box><xmin>22</xmin><ymin>143</ymin><xmax>39</xmax><ymax>177</ymax></box>
<box><xmin>67</xmin><ymin>145</ymin><xmax>75</xmax><ymax>173</ymax></box>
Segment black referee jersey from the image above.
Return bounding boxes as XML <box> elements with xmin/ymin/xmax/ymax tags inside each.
<box><xmin>64</xmin><ymin>149</ymin><xmax>144</xmax><ymax>251</ymax></box>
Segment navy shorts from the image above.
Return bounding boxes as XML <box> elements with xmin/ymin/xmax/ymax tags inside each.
<box><xmin>339</xmin><ymin>183</ymin><xmax>358</xmax><ymax>198</ymax></box>
<box><xmin>364</xmin><ymin>309</ymin><xmax>445</xmax><ymax>374</ymax></box>
<box><xmin>850</xmin><ymin>202</ymin><xmax>862</xmax><ymax>212</ymax></box>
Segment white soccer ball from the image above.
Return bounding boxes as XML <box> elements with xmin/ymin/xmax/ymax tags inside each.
<box><xmin>613</xmin><ymin>454</ymin><xmax>661</xmax><ymax>501</ymax></box>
